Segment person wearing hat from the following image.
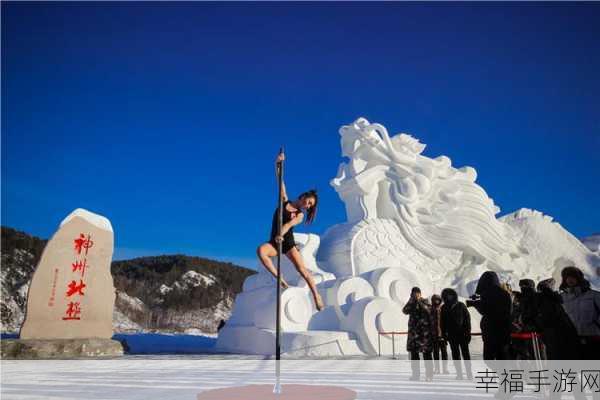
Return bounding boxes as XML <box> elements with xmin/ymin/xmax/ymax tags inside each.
<box><xmin>510</xmin><ymin>279</ymin><xmax>538</xmax><ymax>360</ymax></box>
<box><xmin>403</xmin><ymin>287</ymin><xmax>434</xmax><ymax>381</ymax></box>
<box><xmin>559</xmin><ymin>266</ymin><xmax>600</xmax><ymax>360</ymax></box>
<box><xmin>518</xmin><ymin>279</ymin><xmax>538</xmax><ymax>332</ymax></box>
<box><xmin>469</xmin><ymin>271</ymin><xmax>512</xmax><ymax>360</ymax></box>
<box><xmin>440</xmin><ymin>288</ymin><xmax>472</xmax><ymax>380</ymax></box>
<box><xmin>430</xmin><ymin>294</ymin><xmax>449</xmax><ymax>375</ymax></box>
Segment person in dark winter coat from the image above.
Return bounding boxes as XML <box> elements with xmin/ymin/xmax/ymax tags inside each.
<box><xmin>509</xmin><ymin>279</ymin><xmax>537</xmax><ymax>360</ymax></box>
<box><xmin>468</xmin><ymin>271</ymin><xmax>512</xmax><ymax>360</ymax></box>
<box><xmin>430</xmin><ymin>294</ymin><xmax>449</xmax><ymax>374</ymax></box>
<box><xmin>441</xmin><ymin>288</ymin><xmax>472</xmax><ymax>380</ymax></box>
<box><xmin>518</xmin><ymin>279</ymin><xmax>538</xmax><ymax>332</ymax></box>
<box><xmin>559</xmin><ymin>266</ymin><xmax>600</xmax><ymax>360</ymax></box>
<box><xmin>510</xmin><ymin>290</ymin><xmax>522</xmax><ymax>332</ymax></box>
<box><xmin>403</xmin><ymin>287</ymin><xmax>434</xmax><ymax>381</ymax></box>
<box><xmin>535</xmin><ymin>278</ymin><xmax>580</xmax><ymax>360</ymax></box>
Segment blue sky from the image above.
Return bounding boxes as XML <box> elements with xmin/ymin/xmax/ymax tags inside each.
<box><xmin>2</xmin><ymin>2</ymin><xmax>599</xmax><ymax>269</ymax></box>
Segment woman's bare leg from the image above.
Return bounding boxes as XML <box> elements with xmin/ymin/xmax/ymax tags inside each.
<box><xmin>286</xmin><ymin>246</ymin><xmax>324</xmax><ymax>311</ymax></box>
<box><xmin>256</xmin><ymin>242</ymin><xmax>288</xmax><ymax>288</ymax></box>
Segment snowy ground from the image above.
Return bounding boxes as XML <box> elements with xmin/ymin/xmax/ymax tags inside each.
<box><xmin>3</xmin><ymin>358</ymin><xmax>598</xmax><ymax>400</ymax></box>
<box><xmin>2</xmin><ymin>334</ymin><xmax>596</xmax><ymax>399</ymax></box>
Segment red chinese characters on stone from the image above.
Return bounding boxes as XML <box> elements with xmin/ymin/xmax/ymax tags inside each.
<box><xmin>71</xmin><ymin>259</ymin><xmax>89</xmax><ymax>277</ymax></box>
<box><xmin>48</xmin><ymin>268</ymin><xmax>59</xmax><ymax>307</ymax></box>
<box><xmin>62</xmin><ymin>301</ymin><xmax>81</xmax><ymax>320</ymax></box>
<box><xmin>62</xmin><ymin>233</ymin><xmax>93</xmax><ymax>321</ymax></box>
<box><xmin>74</xmin><ymin>233</ymin><xmax>94</xmax><ymax>256</ymax></box>
<box><xmin>66</xmin><ymin>279</ymin><xmax>86</xmax><ymax>297</ymax></box>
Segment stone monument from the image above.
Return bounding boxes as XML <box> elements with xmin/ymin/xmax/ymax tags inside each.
<box><xmin>2</xmin><ymin>208</ymin><xmax>123</xmax><ymax>358</ymax></box>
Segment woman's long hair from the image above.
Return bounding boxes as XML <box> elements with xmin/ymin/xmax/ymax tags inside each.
<box><xmin>299</xmin><ymin>189</ymin><xmax>318</xmax><ymax>224</ymax></box>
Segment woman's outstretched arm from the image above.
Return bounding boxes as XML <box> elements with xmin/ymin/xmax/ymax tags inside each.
<box><xmin>275</xmin><ymin>152</ymin><xmax>288</xmax><ymax>202</ymax></box>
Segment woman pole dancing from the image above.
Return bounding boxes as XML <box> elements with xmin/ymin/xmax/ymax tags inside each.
<box><xmin>256</xmin><ymin>151</ymin><xmax>325</xmax><ymax>311</ymax></box>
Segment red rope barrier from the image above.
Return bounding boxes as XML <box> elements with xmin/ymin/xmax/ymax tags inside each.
<box><xmin>511</xmin><ymin>332</ymin><xmax>542</xmax><ymax>340</ymax></box>
<box><xmin>378</xmin><ymin>331</ymin><xmax>483</xmax><ymax>336</ymax></box>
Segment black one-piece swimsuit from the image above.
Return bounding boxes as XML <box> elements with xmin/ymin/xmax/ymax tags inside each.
<box><xmin>269</xmin><ymin>200</ymin><xmax>300</xmax><ymax>254</ymax></box>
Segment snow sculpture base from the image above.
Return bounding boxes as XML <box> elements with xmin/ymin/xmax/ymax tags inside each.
<box><xmin>217</xmin><ymin>118</ymin><xmax>599</xmax><ymax>358</ymax></box>
<box><xmin>197</xmin><ymin>384</ymin><xmax>357</xmax><ymax>400</ymax></box>
<box><xmin>218</xmin><ymin>326</ymin><xmax>363</xmax><ymax>357</ymax></box>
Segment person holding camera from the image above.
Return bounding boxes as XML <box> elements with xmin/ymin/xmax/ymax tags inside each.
<box><xmin>403</xmin><ymin>287</ymin><xmax>434</xmax><ymax>381</ymax></box>
<box><xmin>440</xmin><ymin>288</ymin><xmax>472</xmax><ymax>380</ymax></box>
<box><xmin>467</xmin><ymin>271</ymin><xmax>512</xmax><ymax>360</ymax></box>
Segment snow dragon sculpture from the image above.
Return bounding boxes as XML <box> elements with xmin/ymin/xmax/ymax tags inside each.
<box><xmin>217</xmin><ymin>118</ymin><xmax>599</xmax><ymax>357</ymax></box>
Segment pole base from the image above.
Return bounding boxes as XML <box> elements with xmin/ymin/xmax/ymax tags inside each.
<box><xmin>197</xmin><ymin>384</ymin><xmax>357</xmax><ymax>399</ymax></box>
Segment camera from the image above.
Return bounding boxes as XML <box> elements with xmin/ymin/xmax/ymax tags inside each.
<box><xmin>465</xmin><ymin>293</ymin><xmax>480</xmax><ymax>308</ymax></box>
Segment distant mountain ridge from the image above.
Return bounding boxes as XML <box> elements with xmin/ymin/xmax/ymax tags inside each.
<box><xmin>1</xmin><ymin>226</ymin><xmax>256</xmax><ymax>335</ymax></box>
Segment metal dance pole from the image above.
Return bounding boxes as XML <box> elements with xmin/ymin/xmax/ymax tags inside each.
<box><xmin>274</xmin><ymin>146</ymin><xmax>284</xmax><ymax>395</ymax></box>
<box><xmin>197</xmin><ymin>147</ymin><xmax>358</xmax><ymax>399</ymax></box>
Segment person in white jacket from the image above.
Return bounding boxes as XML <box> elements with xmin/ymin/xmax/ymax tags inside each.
<box><xmin>559</xmin><ymin>266</ymin><xmax>600</xmax><ymax>360</ymax></box>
